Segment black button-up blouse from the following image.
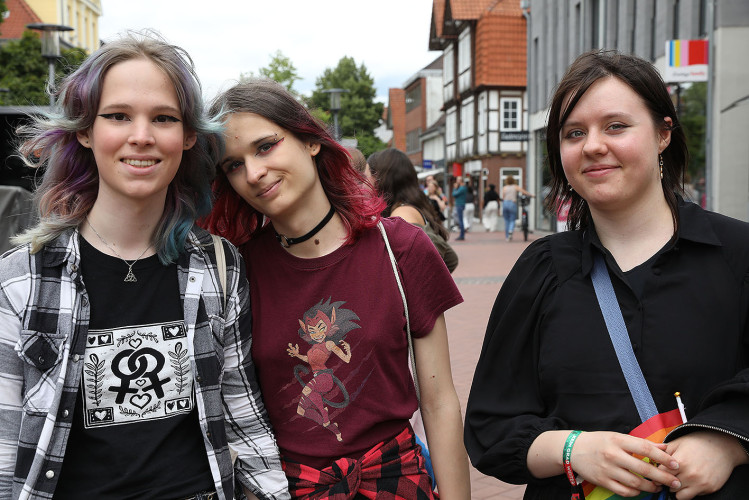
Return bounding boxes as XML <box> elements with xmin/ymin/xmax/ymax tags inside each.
<box><xmin>465</xmin><ymin>200</ymin><xmax>749</xmax><ymax>498</ymax></box>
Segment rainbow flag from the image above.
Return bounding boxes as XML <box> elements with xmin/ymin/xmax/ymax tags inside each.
<box><xmin>667</xmin><ymin>39</ymin><xmax>708</xmax><ymax>67</ymax></box>
<box><xmin>581</xmin><ymin>409</ymin><xmax>684</xmax><ymax>500</ymax></box>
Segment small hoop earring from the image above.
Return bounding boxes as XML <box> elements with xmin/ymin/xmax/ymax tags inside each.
<box><xmin>567</xmin><ymin>183</ymin><xmax>573</xmax><ymax>192</ymax></box>
<box><xmin>659</xmin><ymin>154</ymin><xmax>664</xmax><ymax>180</ymax></box>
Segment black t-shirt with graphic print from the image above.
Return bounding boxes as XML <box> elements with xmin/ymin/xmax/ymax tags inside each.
<box><xmin>54</xmin><ymin>236</ymin><xmax>214</xmax><ymax>499</ymax></box>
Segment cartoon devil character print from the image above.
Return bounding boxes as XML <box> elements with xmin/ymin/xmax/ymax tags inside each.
<box><xmin>287</xmin><ymin>298</ymin><xmax>360</xmax><ymax>442</ymax></box>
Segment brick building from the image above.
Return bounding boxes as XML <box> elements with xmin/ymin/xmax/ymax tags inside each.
<box><xmin>386</xmin><ymin>56</ymin><xmax>445</xmax><ymax>182</ymax></box>
<box><xmin>428</xmin><ymin>0</ymin><xmax>529</xmax><ymax>220</ymax></box>
<box><xmin>0</xmin><ymin>0</ymin><xmax>43</xmax><ymax>43</ymax></box>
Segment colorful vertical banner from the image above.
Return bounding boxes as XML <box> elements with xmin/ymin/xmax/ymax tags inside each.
<box><xmin>665</xmin><ymin>39</ymin><xmax>709</xmax><ymax>82</ymax></box>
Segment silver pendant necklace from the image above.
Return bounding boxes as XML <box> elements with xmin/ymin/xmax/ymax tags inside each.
<box><xmin>86</xmin><ymin>218</ymin><xmax>152</xmax><ymax>282</ymax></box>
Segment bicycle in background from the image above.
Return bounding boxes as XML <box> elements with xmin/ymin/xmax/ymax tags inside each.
<box><xmin>519</xmin><ymin>194</ymin><xmax>530</xmax><ymax>241</ymax></box>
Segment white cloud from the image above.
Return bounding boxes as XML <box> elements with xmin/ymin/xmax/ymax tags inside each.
<box><xmin>98</xmin><ymin>0</ymin><xmax>441</xmax><ymax>102</ymax></box>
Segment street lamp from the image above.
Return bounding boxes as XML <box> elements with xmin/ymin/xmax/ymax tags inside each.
<box><xmin>322</xmin><ymin>88</ymin><xmax>349</xmax><ymax>141</ymax></box>
<box><xmin>26</xmin><ymin>23</ymin><xmax>74</xmax><ymax>106</ymax></box>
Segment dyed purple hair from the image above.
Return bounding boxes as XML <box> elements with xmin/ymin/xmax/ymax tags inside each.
<box><xmin>15</xmin><ymin>31</ymin><xmax>222</xmax><ymax>262</ymax></box>
<box><xmin>201</xmin><ymin>79</ymin><xmax>385</xmax><ymax>247</ymax></box>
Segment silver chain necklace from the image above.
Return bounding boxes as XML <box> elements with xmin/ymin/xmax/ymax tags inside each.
<box><xmin>86</xmin><ymin>218</ymin><xmax>152</xmax><ymax>282</ymax></box>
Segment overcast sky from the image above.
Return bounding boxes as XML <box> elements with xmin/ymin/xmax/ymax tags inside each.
<box><xmin>98</xmin><ymin>0</ymin><xmax>441</xmax><ymax>103</ymax></box>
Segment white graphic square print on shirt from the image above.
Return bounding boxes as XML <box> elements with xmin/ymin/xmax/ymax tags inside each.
<box><xmin>82</xmin><ymin>321</ymin><xmax>194</xmax><ymax>428</ymax></box>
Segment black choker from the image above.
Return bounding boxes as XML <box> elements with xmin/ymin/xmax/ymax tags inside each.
<box><xmin>275</xmin><ymin>206</ymin><xmax>336</xmax><ymax>248</ymax></box>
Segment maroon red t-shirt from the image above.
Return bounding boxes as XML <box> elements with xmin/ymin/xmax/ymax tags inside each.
<box><xmin>242</xmin><ymin>217</ymin><xmax>463</xmax><ymax>469</ymax></box>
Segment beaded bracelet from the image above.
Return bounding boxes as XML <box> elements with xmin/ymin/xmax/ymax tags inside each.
<box><xmin>563</xmin><ymin>430</ymin><xmax>583</xmax><ymax>490</ymax></box>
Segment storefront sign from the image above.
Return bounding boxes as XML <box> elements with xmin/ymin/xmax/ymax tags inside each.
<box><xmin>500</xmin><ymin>131</ymin><xmax>529</xmax><ymax>141</ymax></box>
<box><xmin>665</xmin><ymin>39</ymin><xmax>708</xmax><ymax>82</ymax></box>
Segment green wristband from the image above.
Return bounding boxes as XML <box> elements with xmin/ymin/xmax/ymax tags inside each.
<box><xmin>563</xmin><ymin>430</ymin><xmax>583</xmax><ymax>485</ymax></box>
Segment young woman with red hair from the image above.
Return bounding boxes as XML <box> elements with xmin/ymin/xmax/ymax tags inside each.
<box><xmin>202</xmin><ymin>79</ymin><xmax>470</xmax><ymax>499</ymax></box>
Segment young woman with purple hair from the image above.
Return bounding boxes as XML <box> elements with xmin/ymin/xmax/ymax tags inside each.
<box><xmin>0</xmin><ymin>33</ymin><xmax>288</xmax><ymax>500</ymax></box>
<box><xmin>201</xmin><ymin>79</ymin><xmax>471</xmax><ymax>499</ymax></box>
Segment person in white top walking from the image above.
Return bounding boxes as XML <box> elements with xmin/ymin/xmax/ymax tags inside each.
<box><xmin>501</xmin><ymin>175</ymin><xmax>533</xmax><ymax>241</ymax></box>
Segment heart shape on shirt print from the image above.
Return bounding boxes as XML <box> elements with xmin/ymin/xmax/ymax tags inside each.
<box><xmin>167</xmin><ymin>401</ymin><xmax>175</xmax><ymax>411</ymax></box>
<box><xmin>128</xmin><ymin>338</ymin><xmax>143</xmax><ymax>349</ymax></box>
<box><xmin>99</xmin><ymin>334</ymin><xmax>110</xmax><ymax>344</ymax></box>
<box><xmin>135</xmin><ymin>379</ymin><xmax>146</xmax><ymax>387</ymax></box>
<box><xmin>168</xmin><ymin>326</ymin><xmax>181</xmax><ymax>337</ymax></box>
<box><xmin>94</xmin><ymin>410</ymin><xmax>107</xmax><ymax>421</ymax></box>
<box><xmin>130</xmin><ymin>393</ymin><xmax>151</xmax><ymax>409</ymax></box>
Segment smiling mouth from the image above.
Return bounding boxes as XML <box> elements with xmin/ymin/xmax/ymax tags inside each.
<box><xmin>122</xmin><ymin>158</ymin><xmax>158</xmax><ymax>167</ymax></box>
<box><xmin>257</xmin><ymin>179</ymin><xmax>281</xmax><ymax>197</ymax></box>
<box><xmin>583</xmin><ymin>164</ymin><xmax>617</xmax><ymax>174</ymax></box>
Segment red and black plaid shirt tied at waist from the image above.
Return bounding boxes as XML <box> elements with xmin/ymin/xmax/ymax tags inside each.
<box><xmin>282</xmin><ymin>427</ymin><xmax>437</xmax><ymax>500</ymax></box>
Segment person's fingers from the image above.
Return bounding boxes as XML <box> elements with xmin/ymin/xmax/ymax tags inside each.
<box><xmin>624</xmin><ymin>438</ymin><xmax>680</xmax><ymax>471</ymax></box>
<box><xmin>624</xmin><ymin>455</ymin><xmax>681</xmax><ymax>491</ymax></box>
<box><xmin>598</xmin><ymin>467</ymin><xmax>658</xmax><ymax>498</ymax></box>
<box><xmin>673</xmin><ymin>484</ymin><xmax>698</xmax><ymax>500</ymax></box>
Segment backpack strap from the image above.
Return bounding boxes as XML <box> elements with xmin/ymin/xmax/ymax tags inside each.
<box><xmin>211</xmin><ymin>234</ymin><xmax>227</xmax><ymax>312</ymax></box>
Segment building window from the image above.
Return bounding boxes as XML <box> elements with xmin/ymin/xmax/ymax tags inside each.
<box><xmin>591</xmin><ymin>0</ymin><xmax>600</xmax><ymax>48</ymax></box>
<box><xmin>649</xmin><ymin>0</ymin><xmax>657</xmax><ymax>60</ymax></box>
<box><xmin>67</xmin><ymin>5</ymin><xmax>73</xmax><ymax>42</ymax></box>
<box><xmin>406</xmin><ymin>85</ymin><xmax>421</xmax><ymax>113</ymax></box>
<box><xmin>575</xmin><ymin>2</ymin><xmax>581</xmax><ymax>55</ymax></box>
<box><xmin>406</xmin><ymin>129</ymin><xmax>422</xmax><ymax>153</ymax></box>
<box><xmin>699</xmin><ymin>0</ymin><xmax>708</xmax><ymax>36</ymax></box>
<box><xmin>444</xmin><ymin>45</ymin><xmax>454</xmax><ymax>84</ymax></box>
<box><xmin>458</xmin><ymin>29</ymin><xmax>471</xmax><ymax>73</ymax></box>
<box><xmin>446</xmin><ymin>108</ymin><xmax>457</xmax><ymax>145</ymax></box>
<box><xmin>500</xmin><ymin>98</ymin><xmax>521</xmax><ymax>131</ymax></box>
<box><xmin>630</xmin><ymin>0</ymin><xmax>637</xmax><ymax>53</ymax></box>
<box><xmin>461</xmin><ymin>98</ymin><xmax>474</xmax><ymax>138</ymax></box>
<box><xmin>478</xmin><ymin>92</ymin><xmax>487</xmax><ymax>135</ymax></box>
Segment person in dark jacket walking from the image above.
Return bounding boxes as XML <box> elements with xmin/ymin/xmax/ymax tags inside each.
<box><xmin>482</xmin><ymin>184</ymin><xmax>501</xmax><ymax>232</ymax></box>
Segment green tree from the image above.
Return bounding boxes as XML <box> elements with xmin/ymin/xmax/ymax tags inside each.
<box><xmin>0</xmin><ymin>1</ymin><xmax>8</xmax><ymax>28</ymax></box>
<box><xmin>240</xmin><ymin>50</ymin><xmax>300</xmax><ymax>96</ymax></box>
<box><xmin>679</xmin><ymin>82</ymin><xmax>707</xmax><ymax>182</ymax></box>
<box><xmin>0</xmin><ymin>30</ymin><xmax>87</xmax><ymax>106</ymax></box>
<box><xmin>309</xmin><ymin>56</ymin><xmax>385</xmax><ymax>157</ymax></box>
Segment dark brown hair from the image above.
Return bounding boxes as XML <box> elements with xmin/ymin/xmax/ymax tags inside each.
<box><xmin>368</xmin><ymin>148</ymin><xmax>449</xmax><ymax>240</ymax></box>
<box><xmin>545</xmin><ymin>50</ymin><xmax>688</xmax><ymax>230</ymax></box>
<box><xmin>201</xmin><ymin>79</ymin><xmax>385</xmax><ymax>246</ymax></box>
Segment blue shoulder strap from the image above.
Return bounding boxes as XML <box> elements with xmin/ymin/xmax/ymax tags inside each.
<box><xmin>591</xmin><ymin>252</ymin><xmax>659</xmax><ymax>422</ymax></box>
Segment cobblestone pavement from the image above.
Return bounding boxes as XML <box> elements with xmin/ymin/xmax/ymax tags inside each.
<box><xmin>444</xmin><ymin>225</ymin><xmax>550</xmax><ymax>499</ymax></box>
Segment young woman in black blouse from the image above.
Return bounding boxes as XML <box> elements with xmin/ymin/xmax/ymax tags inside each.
<box><xmin>465</xmin><ymin>50</ymin><xmax>749</xmax><ymax>499</ymax></box>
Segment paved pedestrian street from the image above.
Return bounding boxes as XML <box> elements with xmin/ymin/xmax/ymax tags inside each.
<box><xmin>444</xmin><ymin>227</ymin><xmax>550</xmax><ymax>499</ymax></box>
